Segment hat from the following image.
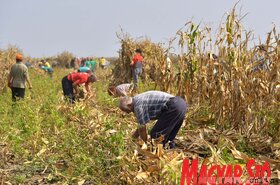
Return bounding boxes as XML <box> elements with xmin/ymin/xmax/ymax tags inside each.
<box><xmin>16</xmin><ymin>54</ymin><xmax>23</xmax><ymax>61</ymax></box>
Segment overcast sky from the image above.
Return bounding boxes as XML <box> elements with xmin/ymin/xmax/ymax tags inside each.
<box><xmin>0</xmin><ymin>0</ymin><xmax>279</xmax><ymax>57</ymax></box>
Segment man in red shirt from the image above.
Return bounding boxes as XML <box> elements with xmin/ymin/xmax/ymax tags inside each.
<box><xmin>62</xmin><ymin>72</ymin><xmax>97</xmax><ymax>103</ymax></box>
<box><xmin>130</xmin><ymin>49</ymin><xmax>144</xmax><ymax>92</ymax></box>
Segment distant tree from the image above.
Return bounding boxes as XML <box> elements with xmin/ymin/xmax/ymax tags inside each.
<box><xmin>56</xmin><ymin>51</ymin><xmax>74</xmax><ymax>68</ymax></box>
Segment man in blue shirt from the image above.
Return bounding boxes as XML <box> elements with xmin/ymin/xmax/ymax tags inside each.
<box><xmin>119</xmin><ymin>91</ymin><xmax>187</xmax><ymax>148</ymax></box>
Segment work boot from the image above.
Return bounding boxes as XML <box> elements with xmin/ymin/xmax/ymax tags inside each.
<box><xmin>169</xmin><ymin>141</ymin><xmax>176</xmax><ymax>149</ymax></box>
<box><xmin>163</xmin><ymin>141</ymin><xmax>176</xmax><ymax>149</ymax></box>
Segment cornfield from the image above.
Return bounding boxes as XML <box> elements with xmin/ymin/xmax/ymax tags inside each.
<box><xmin>113</xmin><ymin>6</ymin><xmax>280</xmax><ymax>140</ymax></box>
<box><xmin>110</xmin><ymin>7</ymin><xmax>280</xmax><ymax>183</ymax></box>
<box><xmin>0</xmin><ymin>46</ymin><xmax>21</xmax><ymax>94</ymax></box>
<box><xmin>0</xmin><ymin>4</ymin><xmax>279</xmax><ymax>184</ymax></box>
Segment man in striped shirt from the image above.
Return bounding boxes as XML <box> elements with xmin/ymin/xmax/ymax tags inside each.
<box><xmin>119</xmin><ymin>91</ymin><xmax>187</xmax><ymax>148</ymax></box>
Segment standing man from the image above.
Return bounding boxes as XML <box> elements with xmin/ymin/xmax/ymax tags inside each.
<box><xmin>119</xmin><ymin>91</ymin><xmax>187</xmax><ymax>148</ymax></box>
<box><xmin>130</xmin><ymin>49</ymin><xmax>144</xmax><ymax>92</ymax></box>
<box><xmin>85</xmin><ymin>58</ymin><xmax>97</xmax><ymax>73</ymax></box>
<box><xmin>8</xmin><ymin>54</ymin><xmax>32</xmax><ymax>101</ymax></box>
<box><xmin>70</xmin><ymin>58</ymin><xmax>76</xmax><ymax>69</ymax></box>
<box><xmin>100</xmin><ymin>57</ymin><xmax>106</xmax><ymax>69</ymax></box>
<box><xmin>253</xmin><ymin>45</ymin><xmax>270</xmax><ymax>72</ymax></box>
<box><xmin>61</xmin><ymin>72</ymin><xmax>97</xmax><ymax>103</ymax></box>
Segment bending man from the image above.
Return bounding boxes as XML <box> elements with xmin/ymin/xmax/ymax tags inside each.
<box><xmin>119</xmin><ymin>91</ymin><xmax>187</xmax><ymax>148</ymax></box>
<box><xmin>62</xmin><ymin>72</ymin><xmax>97</xmax><ymax>103</ymax></box>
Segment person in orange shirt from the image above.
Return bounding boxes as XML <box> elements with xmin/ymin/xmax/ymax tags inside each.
<box><xmin>130</xmin><ymin>49</ymin><xmax>144</xmax><ymax>92</ymax></box>
<box><xmin>61</xmin><ymin>72</ymin><xmax>97</xmax><ymax>103</ymax></box>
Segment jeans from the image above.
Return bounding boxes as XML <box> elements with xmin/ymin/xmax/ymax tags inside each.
<box><xmin>150</xmin><ymin>96</ymin><xmax>187</xmax><ymax>145</ymax></box>
<box><xmin>132</xmin><ymin>67</ymin><xmax>142</xmax><ymax>88</ymax></box>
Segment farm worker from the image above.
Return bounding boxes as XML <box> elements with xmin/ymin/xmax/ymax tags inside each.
<box><xmin>38</xmin><ymin>60</ymin><xmax>43</xmax><ymax>67</ymax></box>
<box><xmin>7</xmin><ymin>54</ymin><xmax>32</xmax><ymax>102</ymax></box>
<box><xmin>40</xmin><ymin>60</ymin><xmax>53</xmax><ymax>78</ymax></box>
<box><xmin>76</xmin><ymin>57</ymin><xmax>81</xmax><ymax>67</ymax></box>
<box><xmin>119</xmin><ymin>91</ymin><xmax>187</xmax><ymax>149</ymax></box>
<box><xmin>85</xmin><ymin>58</ymin><xmax>97</xmax><ymax>73</ymax></box>
<box><xmin>100</xmin><ymin>57</ymin><xmax>106</xmax><ymax>69</ymax></box>
<box><xmin>78</xmin><ymin>66</ymin><xmax>91</xmax><ymax>73</ymax></box>
<box><xmin>208</xmin><ymin>53</ymin><xmax>219</xmax><ymax>75</ymax></box>
<box><xmin>80</xmin><ymin>58</ymin><xmax>86</xmax><ymax>67</ymax></box>
<box><xmin>25</xmin><ymin>61</ymin><xmax>32</xmax><ymax>68</ymax></box>
<box><xmin>42</xmin><ymin>60</ymin><xmax>51</xmax><ymax>68</ymax></box>
<box><xmin>40</xmin><ymin>60</ymin><xmax>48</xmax><ymax>70</ymax></box>
<box><xmin>61</xmin><ymin>72</ymin><xmax>97</xmax><ymax>103</ymax></box>
<box><xmin>253</xmin><ymin>45</ymin><xmax>270</xmax><ymax>72</ymax></box>
<box><xmin>130</xmin><ymin>48</ymin><xmax>144</xmax><ymax>92</ymax></box>
<box><xmin>108</xmin><ymin>83</ymin><xmax>134</xmax><ymax>97</ymax></box>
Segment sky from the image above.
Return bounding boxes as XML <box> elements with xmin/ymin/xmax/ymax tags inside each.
<box><xmin>0</xmin><ymin>0</ymin><xmax>279</xmax><ymax>58</ymax></box>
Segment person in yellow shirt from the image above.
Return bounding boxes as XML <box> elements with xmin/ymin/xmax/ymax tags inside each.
<box><xmin>41</xmin><ymin>60</ymin><xmax>53</xmax><ymax>78</ymax></box>
<box><xmin>43</xmin><ymin>60</ymin><xmax>51</xmax><ymax>68</ymax></box>
<box><xmin>100</xmin><ymin>57</ymin><xmax>106</xmax><ymax>69</ymax></box>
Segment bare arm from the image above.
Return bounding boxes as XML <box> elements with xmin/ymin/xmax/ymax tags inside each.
<box><xmin>137</xmin><ymin>125</ymin><xmax>147</xmax><ymax>143</ymax></box>
<box><xmin>24</xmin><ymin>69</ymin><xmax>32</xmax><ymax>89</ymax></box>
<box><xmin>26</xmin><ymin>75</ymin><xmax>32</xmax><ymax>89</ymax></box>
<box><xmin>72</xmin><ymin>82</ymin><xmax>79</xmax><ymax>94</ymax></box>
<box><xmin>130</xmin><ymin>57</ymin><xmax>135</xmax><ymax>66</ymax></box>
<box><xmin>132</xmin><ymin>128</ymin><xmax>140</xmax><ymax>139</ymax></box>
<box><xmin>85</xmin><ymin>83</ymin><xmax>91</xmax><ymax>93</ymax></box>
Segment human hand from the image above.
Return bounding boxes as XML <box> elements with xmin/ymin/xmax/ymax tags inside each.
<box><xmin>8</xmin><ymin>82</ymin><xmax>12</xmax><ymax>88</ymax></box>
<box><xmin>74</xmin><ymin>88</ymin><xmax>79</xmax><ymax>94</ymax></box>
<box><xmin>132</xmin><ymin>129</ymin><xmax>139</xmax><ymax>139</ymax></box>
<box><xmin>29</xmin><ymin>85</ymin><xmax>33</xmax><ymax>89</ymax></box>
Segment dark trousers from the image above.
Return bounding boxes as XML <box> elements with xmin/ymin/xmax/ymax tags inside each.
<box><xmin>62</xmin><ymin>76</ymin><xmax>75</xmax><ymax>103</ymax></box>
<box><xmin>150</xmin><ymin>96</ymin><xmax>187</xmax><ymax>144</ymax></box>
<box><xmin>11</xmin><ymin>87</ymin><xmax>25</xmax><ymax>102</ymax></box>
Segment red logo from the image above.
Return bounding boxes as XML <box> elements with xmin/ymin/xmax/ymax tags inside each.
<box><xmin>180</xmin><ymin>159</ymin><xmax>271</xmax><ymax>185</ymax></box>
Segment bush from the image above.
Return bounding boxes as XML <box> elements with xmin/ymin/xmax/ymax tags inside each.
<box><xmin>56</xmin><ymin>51</ymin><xmax>74</xmax><ymax>68</ymax></box>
